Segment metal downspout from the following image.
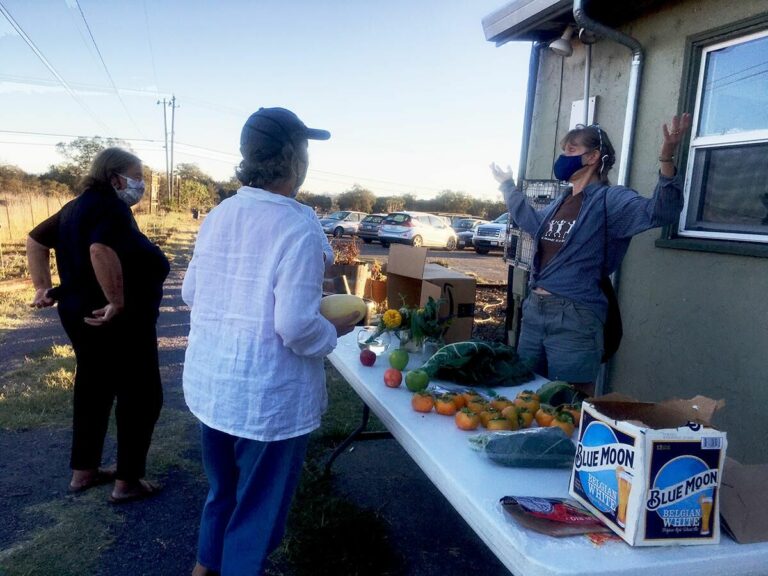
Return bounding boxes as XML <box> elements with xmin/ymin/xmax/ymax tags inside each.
<box><xmin>573</xmin><ymin>0</ymin><xmax>645</xmax><ymax>392</ymax></box>
<box><xmin>574</xmin><ymin>0</ymin><xmax>644</xmax><ymax>187</ymax></box>
<box><xmin>517</xmin><ymin>42</ymin><xmax>543</xmax><ymax>185</ymax></box>
<box><xmin>583</xmin><ymin>42</ymin><xmax>591</xmax><ymax>125</ymax></box>
<box><xmin>506</xmin><ymin>42</ymin><xmax>542</xmax><ymax>346</ymax></box>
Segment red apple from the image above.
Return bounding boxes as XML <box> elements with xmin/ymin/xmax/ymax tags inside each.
<box><xmin>383</xmin><ymin>368</ymin><xmax>402</xmax><ymax>388</ymax></box>
<box><xmin>359</xmin><ymin>349</ymin><xmax>377</xmax><ymax>367</ymax></box>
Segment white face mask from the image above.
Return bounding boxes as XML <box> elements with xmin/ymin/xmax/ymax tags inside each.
<box><xmin>290</xmin><ymin>154</ymin><xmax>308</xmax><ymax>199</ymax></box>
<box><xmin>114</xmin><ymin>174</ymin><xmax>145</xmax><ymax>206</ymax></box>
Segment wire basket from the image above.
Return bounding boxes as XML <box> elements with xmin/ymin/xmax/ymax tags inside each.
<box><xmin>505</xmin><ymin>179</ymin><xmax>563</xmax><ymax>271</ymax></box>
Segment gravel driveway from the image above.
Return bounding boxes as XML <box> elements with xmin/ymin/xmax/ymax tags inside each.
<box><xmin>358</xmin><ymin>243</ymin><xmax>509</xmax><ymax>285</ymax></box>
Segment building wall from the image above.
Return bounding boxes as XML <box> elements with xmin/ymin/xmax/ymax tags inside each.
<box><xmin>524</xmin><ymin>0</ymin><xmax>768</xmax><ymax>463</ymax></box>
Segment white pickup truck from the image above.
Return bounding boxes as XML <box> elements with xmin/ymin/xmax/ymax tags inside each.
<box><xmin>472</xmin><ymin>212</ymin><xmax>509</xmax><ymax>255</ymax></box>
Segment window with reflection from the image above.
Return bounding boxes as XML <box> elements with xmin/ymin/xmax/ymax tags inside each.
<box><xmin>680</xmin><ymin>29</ymin><xmax>768</xmax><ymax>242</ymax></box>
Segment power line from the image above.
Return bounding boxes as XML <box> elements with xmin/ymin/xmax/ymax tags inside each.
<box><xmin>0</xmin><ymin>1</ymin><xmax>111</xmax><ymax>133</ymax></box>
<box><xmin>72</xmin><ymin>0</ymin><xmax>147</xmax><ymax>138</ymax></box>
<box><xmin>169</xmin><ymin>141</ymin><xmax>445</xmax><ymax>193</ymax></box>
<box><xmin>0</xmin><ymin>130</ymin><xmax>453</xmax><ymax>195</ymax></box>
<box><xmin>0</xmin><ymin>72</ymin><xmax>247</xmax><ymax>117</ymax></box>
<box><xmin>0</xmin><ymin>129</ymin><xmax>157</xmax><ymax>143</ymax></box>
<box><xmin>141</xmin><ymin>0</ymin><xmax>162</xmax><ymax>97</ymax></box>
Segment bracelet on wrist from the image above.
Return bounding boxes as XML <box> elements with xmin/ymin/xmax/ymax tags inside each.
<box><xmin>659</xmin><ymin>156</ymin><xmax>674</xmax><ymax>163</ymax></box>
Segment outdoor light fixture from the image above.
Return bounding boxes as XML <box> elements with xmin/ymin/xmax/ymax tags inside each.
<box><xmin>549</xmin><ymin>25</ymin><xmax>574</xmax><ymax>57</ymax></box>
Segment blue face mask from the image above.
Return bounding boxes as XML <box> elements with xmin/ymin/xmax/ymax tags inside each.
<box><xmin>113</xmin><ymin>174</ymin><xmax>145</xmax><ymax>206</ymax></box>
<box><xmin>553</xmin><ymin>154</ymin><xmax>585</xmax><ymax>182</ymax></box>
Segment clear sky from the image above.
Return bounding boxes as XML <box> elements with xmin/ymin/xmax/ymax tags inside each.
<box><xmin>0</xmin><ymin>0</ymin><xmax>531</xmax><ymax>200</ymax></box>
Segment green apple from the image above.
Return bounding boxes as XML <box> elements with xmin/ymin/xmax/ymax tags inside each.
<box><xmin>388</xmin><ymin>349</ymin><xmax>410</xmax><ymax>371</ymax></box>
<box><xmin>405</xmin><ymin>369</ymin><xmax>430</xmax><ymax>392</ymax></box>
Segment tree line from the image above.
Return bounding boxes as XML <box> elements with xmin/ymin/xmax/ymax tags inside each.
<box><xmin>1</xmin><ymin>136</ymin><xmax>506</xmax><ymax>219</ymax></box>
<box><xmin>296</xmin><ymin>185</ymin><xmax>506</xmax><ymax>220</ymax></box>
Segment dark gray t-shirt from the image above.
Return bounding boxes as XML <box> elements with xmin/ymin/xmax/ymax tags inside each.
<box><xmin>537</xmin><ymin>192</ymin><xmax>584</xmax><ymax>269</ymax></box>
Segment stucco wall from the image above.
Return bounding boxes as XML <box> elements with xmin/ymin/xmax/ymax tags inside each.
<box><xmin>524</xmin><ymin>0</ymin><xmax>768</xmax><ymax>463</ymax></box>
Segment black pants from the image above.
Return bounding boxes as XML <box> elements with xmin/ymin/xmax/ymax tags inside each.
<box><xmin>59</xmin><ymin>310</ymin><xmax>163</xmax><ymax>481</ymax></box>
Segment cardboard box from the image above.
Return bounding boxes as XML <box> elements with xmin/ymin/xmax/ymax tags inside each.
<box><xmin>719</xmin><ymin>457</ymin><xmax>768</xmax><ymax>544</ymax></box>
<box><xmin>569</xmin><ymin>394</ymin><xmax>727</xmax><ymax>546</ymax></box>
<box><xmin>386</xmin><ymin>244</ymin><xmax>476</xmax><ymax>343</ymax></box>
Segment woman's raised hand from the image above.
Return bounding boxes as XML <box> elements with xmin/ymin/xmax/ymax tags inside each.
<box><xmin>663</xmin><ymin>113</ymin><xmax>692</xmax><ymax>147</ymax></box>
<box><xmin>489</xmin><ymin>163</ymin><xmax>514</xmax><ymax>185</ymax></box>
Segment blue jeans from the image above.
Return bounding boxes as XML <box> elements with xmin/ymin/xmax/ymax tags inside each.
<box><xmin>517</xmin><ymin>291</ymin><xmax>604</xmax><ymax>383</ymax></box>
<box><xmin>197</xmin><ymin>424</ymin><xmax>310</xmax><ymax>575</ymax></box>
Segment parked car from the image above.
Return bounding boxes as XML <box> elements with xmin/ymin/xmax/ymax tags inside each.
<box><xmin>318</xmin><ymin>210</ymin><xmax>368</xmax><ymax>237</ymax></box>
<box><xmin>357</xmin><ymin>213</ymin><xmax>387</xmax><ymax>244</ymax></box>
<box><xmin>453</xmin><ymin>218</ymin><xmax>488</xmax><ymax>249</ymax></box>
<box><xmin>436</xmin><ymin>213</ymin><xmax>474</xmax><ymax>228</ymax></box>
<box><xmin>472</xmin><ymin>212</ymin><xmax>509</xmax><ymax>255</ymax></box>
<box><xmin>378</xmin><ymin>211</ymin><xmax>458</xmax><ymax>249</ymax></box>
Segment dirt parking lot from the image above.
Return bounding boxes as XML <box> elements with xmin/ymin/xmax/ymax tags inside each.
<box><xmin>358</xmin><ymin>242</ymin><xmax>509</xmax><ymax>285</ymax></box>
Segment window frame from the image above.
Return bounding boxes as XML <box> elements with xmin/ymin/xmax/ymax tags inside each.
<box><xmin>658</xmin><ymin>14</ymin><xmax>768</xmax><ymax>258</ymax></box>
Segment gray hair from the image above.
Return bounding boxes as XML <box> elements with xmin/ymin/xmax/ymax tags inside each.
<box><xmin>236</xmin><ymin>141</ymin><xmax>299</xmax><ymax>189</ymax></box>
<box><xmin>82</xmin><ymin>147</ymin><xmax>141</xmax><ymax>190</ymax></box>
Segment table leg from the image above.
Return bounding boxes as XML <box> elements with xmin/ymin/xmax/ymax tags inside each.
<box><xmin>324</xmin><ymin>403</ymin><xmax>392</xmax><ymax>475</ymax></box>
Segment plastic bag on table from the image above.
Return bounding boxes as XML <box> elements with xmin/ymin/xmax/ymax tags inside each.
<box><xmin>499</xmin><ymin>496</ymin><xmax>613</xmax><ymax>537</ymax></box>
<box><xmin>469</xmin><ymin>427</ymin><xmax>575</xmax><ymax>468</ymax></box>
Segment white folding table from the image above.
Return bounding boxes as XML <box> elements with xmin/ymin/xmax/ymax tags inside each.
<box><xmin>328</xmin><ymin>332</ymin><xmax>768</xmax><ymax>576</ymax></box>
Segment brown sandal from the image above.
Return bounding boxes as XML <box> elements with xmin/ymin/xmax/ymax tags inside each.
<box><xmin>68</xmin><ymin>468</ymin><xmax>117</xmax><ymax>493</ymax></box>
<box><xmin>108</xmin><ymin>479</ymin><xmax>162</xmax><ymax>504</ymax></box>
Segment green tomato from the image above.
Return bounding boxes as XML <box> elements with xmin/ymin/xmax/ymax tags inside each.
<box><xmin>388</xmin><ymin>349</ymin><xmax>410</xmax><ymax>371</ymax></box>
<box><xmin>405</xmin><ymin>369</ymin><xmax>430</xmax><ymax>392</ymax></box>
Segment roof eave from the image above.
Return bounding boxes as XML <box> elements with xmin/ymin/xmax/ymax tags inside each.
<box><xmin>482</xmin><ymin>0</ymin><xmax>573</xmax><ymax>45</ymax></box>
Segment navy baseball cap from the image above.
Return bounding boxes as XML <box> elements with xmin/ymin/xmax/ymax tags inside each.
<box><xmin>240</xmin><ymin>107</ymin><xmax>330</xmax><ymax>160</ymax></box>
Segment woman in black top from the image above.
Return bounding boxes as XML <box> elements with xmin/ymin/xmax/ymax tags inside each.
<box><xmin>27</xmin><ymin>147</ymin><xmax>169</xmax><ymax>503</ymax></box>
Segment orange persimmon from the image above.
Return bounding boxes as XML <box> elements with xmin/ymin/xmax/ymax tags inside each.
<box><xmin>411</xmin><ymin>392</ymin><xmax>435</xmax><ymax>413</ymax></box>
<box><xmin>486</xmin><ymin>416</ymin><xmax>514</xmax><ymax>431</ymax></box>
<box><xmin>514</xmin><ymin>392</ymin><xmax>541</xmax><ymax>414</ymax></box>
<box><xmin>535</xmin><ymin>405</ymin><xmax>557</xmax><ymax>427</ymax></box>
<box><xmin>500</xmin><ymin>405</ymin><xmax>521</xmax><ymax>430</ymax></box>
<box><xmin>452</xmin><ymin>394</ymin><xmax>467</xmax><ymax>409</ymax></box>
<box><xmin>517</xmin><ymin>407</ymin><xmax>535</xmax><ymax>428</ymax></box>
<box><xmin>549</xmin><ymin>411</ymin><xmax>576</xmax><ymax>436</ymax></box>
<box><xmin>560</xmin><ymin>403</ymin><xmax>582</xmax><ymax>427</ymax></box>
<box><xmin>466</xmin><ymin>398</ymin><xmax>488</xmax><ymax>414</ymax></box>
<box><xmin>435</xmin><ymin>394</ymin><xmax>459</xmax><ymax>416</ymax></box>
<box><xmin>455</xmin><ymin>408</ymin><xmax>481</xmax><ymax>431</ymax></box>
<box><xmin>489</xmin><ymin>396</ymin><xmax>514</xmax><ymax>412</ymax></box>
<box><xmin>480</xmin><ymin>407</ymin><xmax>501</xmax><ymax>428</ymax></box>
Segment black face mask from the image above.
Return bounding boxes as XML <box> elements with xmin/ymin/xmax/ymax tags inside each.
<box><xmin>553</xmin><ymin>153</ymin><xmax>585</xmax><ymax>181</ymax></box>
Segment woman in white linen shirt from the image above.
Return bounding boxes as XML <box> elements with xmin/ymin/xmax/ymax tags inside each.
<box><xmin>183</xmin><ymin>107</ymin><xmax>357</xmax><ymax>576</ymax></box>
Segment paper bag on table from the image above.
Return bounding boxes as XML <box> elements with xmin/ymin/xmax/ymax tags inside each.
<box><xmin>720</xmin><ymin>457</ymin><xmax>768</xmax><ymax>544</ymax></box>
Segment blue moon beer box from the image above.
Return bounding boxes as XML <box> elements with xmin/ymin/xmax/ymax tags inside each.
<box><xmin>569</xmin><ymin>394</ymin><xmax>727</xmax><ymax>546</ymax></box>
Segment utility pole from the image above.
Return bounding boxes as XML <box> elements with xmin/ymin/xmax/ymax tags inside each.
<box><xmin>157</xmin><ymin>98</ymin><xmax>171</xmax><ymax>202</ymax></box>
<box><xmin>169</xmin><ymin>95</ymin><xmax>179</xmax><ymax>205</ymax></box>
